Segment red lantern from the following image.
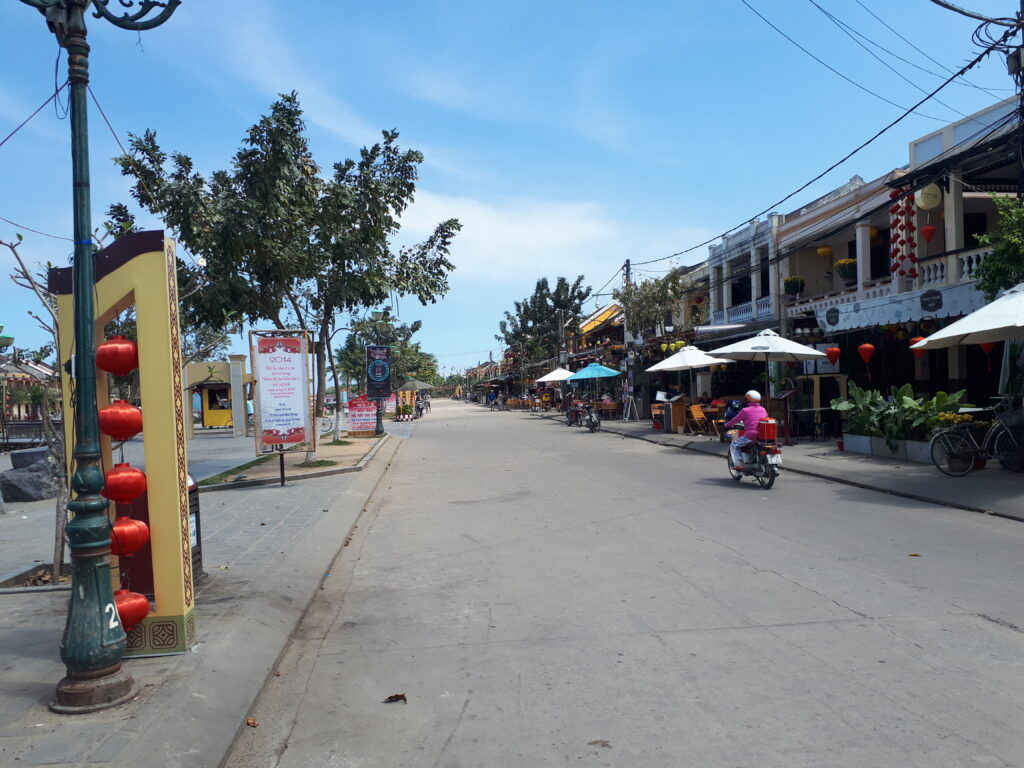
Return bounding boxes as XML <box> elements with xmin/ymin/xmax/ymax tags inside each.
<box><xmin>859</xmin><ymin>342</ymin><xmax>875</xmax><ymax>381</ymax></box>
<box><xmin>920</xmin><ymin>224</ymin><xmax>936</xmax><ymax>242</ymax></box>
<box><xmin>95</xmin><ymin>335</ymin><xmax>139</xmax><ymax>377</ymax></box>
<box><xmin>909</xmin><ymin>336</ymin><xmax>926</xmax><ymax>358</ymax></box>
<box><xmin>110</xmin><ymin>516</ymin><xmax>150</xmax><ymax>557</ymax></box>
<box><xmin>98</xmin><ymin>400</ymin><xmax>143</xmax><ymax>441</ymax></box>
<box><xmin>695</xmin><ymin>295</ymin><xmax>704</xmax><ymax>304</ymax></box>
<box><xmin>113</xmin><ymin>589</ymin><xmax>150</xmax><ymax>633</ymax></box>
<box><xmin>825</xmin><ymin>346</ymin><xmax>841</xmax><ymax>366</ymax></box>
<box><xmin>980</xmin><ymin>342</ymin><xmax>997</xmax><ymax>373</ymax></box>
<box><xmin>889</xmin><ymin>189</ymin><xmax>900</xmax><ymax>199</ymax></box>
<box><xmin>103</xmin><ymin>463</ymin><xmax>147</xmax><ymax>503</ymax></box>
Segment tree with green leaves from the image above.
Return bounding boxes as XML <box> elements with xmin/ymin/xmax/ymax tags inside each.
<box><xmin>496</xmin><ymin>276</ymin><xmax>591</xmax><ymax>363</ymax></box>
<box><xmin>975</xmin><ymin>195</ymin><xmax>1024</xmax><ymax>302</ymax></box>
<box><xmin>114</xmin><ymin>93</ymin><xmax>458</xmax><ymax>458</ymax></box>
<box><xmin>613</xmin><ymin>268</ymin><xmax>695</xmax><ymax>339</ymax></box>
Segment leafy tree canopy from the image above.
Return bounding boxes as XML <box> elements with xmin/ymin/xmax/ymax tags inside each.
<box><xmin>975</xmin><ymin>195</ymin><xmax>1024</xmax><ymax>302</ymax></box>
<box><xmin>613</xmin><ymin>268</ymin><xmax>695</xmax><ymax>338</ymax></box>
<box><xmin>495</xmin><ymin>276</ymin><xmax>591</xmax><ymax>362</ymax></box>
<box><xmin>335</xmin><ymin>310</ymin><xmax>439</xmax><ymax>390</ymax></box>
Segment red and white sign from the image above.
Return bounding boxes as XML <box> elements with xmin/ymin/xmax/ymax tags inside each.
<box><xmin>252</xmin><ymin>332</ymin><xmax>313</xmax><ymax>453</ymax></box>
<box><xmin>348</xmin><ymin>395</ymin><xmax>378</xmax><ymax>432</ymax></box>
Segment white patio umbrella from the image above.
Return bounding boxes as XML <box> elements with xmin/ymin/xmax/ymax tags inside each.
<box><xmin>535</xmin><ymin>367</ymin><xmax>574</xmax><ymax>383</ymax></box>
<box><xmin>646</xmin><ymin>346</ymin><xmax>734</xmax><ymax>372</ymax></box>
<box><xmin>707</xmin><ymin>329</ymin><xmax>827</xmax><ymax>363</ymax></box>
<box><xmin>911</xmin><ymin>283</ymin><xmax>1024</xmax><ymax>349</ymax></box>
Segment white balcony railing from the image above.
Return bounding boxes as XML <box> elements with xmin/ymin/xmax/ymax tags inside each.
<box><xmin>786</xmin><ymin>288</ymin><xmax>858</xmax><ymax>318</ymax></box>
<box><xmin>712</xmin><ymin>310</ymin><xmax>725</xmax><ymax>325</ymax></box>
<box><xmin>755</xmin><ymin>295</ymin><xmax>773</xmax><ymax>319</ymax></box>
<box><xmin>727</xmin><ymin>303</ymin><xmax>753</xmax><ymax>323</ymax></box>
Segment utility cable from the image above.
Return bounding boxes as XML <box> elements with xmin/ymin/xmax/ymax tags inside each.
<box><xmin>0</xmin><ymin>215</ymin><xmax>74</xmax><ymax>242</ymax></box>
<box><xmin>0</xmin><ymin>81</ymin><xmax>68</xmax><ymax>150</ymax></box>
<box><xmin>632</xmin><ymin>22</ymin><xmax>1018</xmax><ymax>268</ymax></box>
<box><xmin>854</xmin><ymin>0</ymin><xmax>1011</xmax><ymax>95</ymax></box>
<box><xmin>739</xmin><ymin>0</ymin><xmax>948</xmax><ymax>121</ymax></box>
<box><xmin>808</xmin><ymin>0</ymin><xmax>971</xmax><ymax>120</ymax></box>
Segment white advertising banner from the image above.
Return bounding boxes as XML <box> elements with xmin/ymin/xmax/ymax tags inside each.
<box><xmin>251</xmin><ymin>332</ymin><xmax>313</xmax><ymax>454</ymax></box>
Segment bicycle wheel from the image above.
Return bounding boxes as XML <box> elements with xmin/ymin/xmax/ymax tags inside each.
<box><xmin>929</xmin><ymin>429</ymin><xmax>977</xmax><ymax>477</ymax></box>
<box><xmin>756</xmin><ymin>467</ymin><xmax>776</xmax><ymax>490</ymax></box>
<box><xmin>994</xmin><ymin>425</ymin><xmax>1024</xmax><ymax>472</ymax></box>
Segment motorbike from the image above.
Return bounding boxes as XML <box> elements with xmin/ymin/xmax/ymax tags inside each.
<box><xmin>725</xmin><ymin>419</ymin><xmax>782</xmax><ymax>489</ymax></box>
<box><xmin>580</xmin><ymin>403</ymin><xmax>601</xmax><ymax>433</ymax></box>
<box><xmin>565</xmin><ymin>401</ymin><xmax>583</xmax><ymax>427</ymax></box>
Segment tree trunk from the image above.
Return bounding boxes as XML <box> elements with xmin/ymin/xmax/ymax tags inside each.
<box><xmin>329</xmin><ymin>343</ymin><xmax>345</xmax><ymax>443</ymax></box>
<box><xmin>40</xmin><ymin>384</ymin><xmax>67</xmax><ymax>582</ymax></box>
<box><xmin>304</xmin><ymin>315</ymin><xmax>331</xmax><ymax>465</ymax></box>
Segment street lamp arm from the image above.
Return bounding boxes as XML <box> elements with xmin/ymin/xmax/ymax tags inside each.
<box><xmin>92</xmin><ymin>0</ymin><xmax>181</xmax><ymax>30</ymax></box>
<box><xmin>19</xmin><ymin>0</ymin><xmax>60</xmax><ymax>11</ymax></box>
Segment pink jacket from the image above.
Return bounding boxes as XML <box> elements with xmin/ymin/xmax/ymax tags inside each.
<box><xmin>724</xmin><ymin>403</ymin><xmax>768</xmax><ymax>441</ymax></box>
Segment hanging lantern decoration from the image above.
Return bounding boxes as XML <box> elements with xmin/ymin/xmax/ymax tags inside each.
<box><xmin>113</xmin><ymin>589</ymin><xmax>150</xmax><ymax>633</ymax></box>
<box><xmin>95</xmin><ymin>335</ymin><xmax>139</xmax><ymax>377</ymax></box>
<box><xmin>909</xmin><ymin>336</ymin><xmax>926</xmax><ymax>359</ymax></box>
<box><xmin>858</xmin><ymin>343</ymin><xmax>876</xmax><ymax>381</ymax></box>
<box><xmin>103</xmin><ymin>463</ymin><xmax>147</xmax><ymax>504</ymax></box>
<box><xmin>816</xmin><ymin>245</ymin><xmax>832</xmax><ymax>258</ymax></box>
<box><xmin>660</xmin><ymin>343</ymin><xmax>669</xmax><ymax>352</ymax></box>
<box><xmin>98</xmin><ymin>400</ymin><xmax>143</xmax><ymax>441</ymax></box>
<box><xmin>109</xmin><ymin>516</ymin><xmax>150</xmax><ymax>557</ymax></box>
<box><xmin>825</xmin><ymin>346</ymin><xmax>841</xmax><ymax>366</ymax></box>
<box><xmin>694</xmin><ymin>295</ymin><xmax>704</xmax><ymax>304</ymax></box>
<box><xmin>869</xmin><ymin>226</ymin><xmax>879</xmax><ymax>239</ymax></box>
<box><xmin>980</xmin><ymin>342</ymin><xmax>997</xmax><ymax>373</ymax></box>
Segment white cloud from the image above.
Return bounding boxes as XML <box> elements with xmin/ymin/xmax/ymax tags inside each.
<box><xmin>400</xmin><ymin>189</ymin><xmax>714</xmax><ymax>292</ymax></box>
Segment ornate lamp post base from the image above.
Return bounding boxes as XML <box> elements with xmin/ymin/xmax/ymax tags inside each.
<box><xmin>51</xmin><ymin>665</ymin><xmax>134</xmax><ymax>714</ymax></box>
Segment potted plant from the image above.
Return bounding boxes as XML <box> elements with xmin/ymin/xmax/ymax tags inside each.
<box><xmin>784</xmin><ymin>276</ymin><xmax>805</xmax><ymax>296</ymax></box>
<box><xmin>831</xmin><ymin>382</ymin><xmax>883</xmax><ymax>455</ymax></box>
<box><xmin>835</xmin><ymin>258</ymin><xmax>858</xmax><ymax>285</ymax></box>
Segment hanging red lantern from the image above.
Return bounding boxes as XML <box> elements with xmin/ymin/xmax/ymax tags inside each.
<box><xmin>909</xmin><ymin>336</ymin><xmax>926</xmax><ymax>358</ymax></box>
<box><xmin>825</xmin><ymin>346</ymin><xmax>841</xmax><ymax>365</ymax></box>
<box><xmin>113</xmin><ymin>589</ymin><xmax>150</xmax><ymax>633</ymax></box>
<box><xmin>859</xmin><ymin>342</ymin><xmax>875</xmax><ymax>381</ymax></box>
<box><xmin>920</xmin><ymin>224</ymin><xmax>936</xmax><ymax>242</ymax></box>
<box><xmin>110</xmin><ymin>516</ymin><xmax>150</xmax><ymax>557</ymax></box>
<box><xmin>980</xmin><ymin>342</ymin><xmax>997</xmax><ymax>373</ymax></box>
<box><xmin>95</xmin><ymin>335</ymin><xmax>139</xmax><ymax>377</ymax></box>
<box><xmin>907</xmin><ymin>269</ymin><xmax>919</xmax><ymax>279</ymax></box>
<box><xmin>98</xmin><ymin>400</ymin><xmax>143</xmax><ymax>441</ymax></box>
<box><xmin>694</xmin><ymin>295</ymin><xmax>704</xmax><ymax>304</ymax></box>
<box><xmin>890</xmin><ymin>263</ymin><xmax>900</xmax><ymax>273</ymax></box>
<box><xmin>889</xmin><ymin>189</ymin><xmax>900</xmax><ymax>199</ymax></box>
<box><xmin>103</xmin><ymin>463</ymin><xmax>147</xmax><ymax>504</ymax></box>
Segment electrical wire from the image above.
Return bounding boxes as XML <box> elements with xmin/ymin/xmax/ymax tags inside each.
<box><xmin>808</xmin><ymin>0</ymin><xmax>971</xmax><ymax>120</ymax></box>
<box><xmin>0</xmin><ymin>215</ymin><xmax>74</xmax><ymax>241</ymax></box>
<box><xmin>632</xmin><ymin>22</ymin><xmax>1018</xmax><ymax>269</ymax></box>
<box><xmin>0</xmin><ymin>81</ymin><xmax>68</xmax><ymax>150</ymax></box>
<box><xmin>739</xmin><ymin>0</ymin><xmax>949</xmax><ymax>122</ymax></box>
<box><xmin>853</xmin><ymin>0</ymin><xmax>1012</xmax><ymax>95</ymax></box>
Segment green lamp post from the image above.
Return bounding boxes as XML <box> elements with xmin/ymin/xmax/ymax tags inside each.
<box><xmin>18</xmin><ymin>0</ymin><xmax>182</xmax><ymax>714</ymax></box>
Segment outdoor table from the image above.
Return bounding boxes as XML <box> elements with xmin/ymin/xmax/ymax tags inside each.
<box><xmin>789</xmin><ymin>407</ymin><xmax>835</xmax><ymax>440</ymax></box>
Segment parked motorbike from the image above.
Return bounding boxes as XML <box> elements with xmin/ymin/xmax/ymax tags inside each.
<box><xmin>565</xmin><ymin>401</ymin><xmax>583</xmax><ymax>427</ymax></box>
<box><xmin>726</xmin><ymin>419</ymin><xmax>782</xmax><ymax>489</ymax></box>
<box><xmin>580</xmin><ymin>403</ymin><xmax>601</xmax><ymax>433</ymax></box>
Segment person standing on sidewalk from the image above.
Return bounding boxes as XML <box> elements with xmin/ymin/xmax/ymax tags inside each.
<box><xmin>723</xmin><ymin>390</ymin><xmax>768</xmax><ymax>470</ymax></box>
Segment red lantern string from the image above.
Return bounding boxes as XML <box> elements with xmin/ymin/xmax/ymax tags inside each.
<box><xmin>825</xmin><ymin>346</ymin><xmax>841</xmax><ymax>366</ymax></box>
<box><xmin>110</xmin><ymin>516</ymin><xmax>150</xmax><ymax>557</ymax></box>
<box><xmin>113</xmin><ymin>589</ymin><xmax>150</xmax><ymax>633</ymax></box>
<box><xmin>96</xmin><ymin>335</ymin><xmax>139</xmax><ymax>377</ymax></box>
<box><xmin>858</xmin><ymin>343</ymin><xmax>875</xmax><ymax>381</ymax></box>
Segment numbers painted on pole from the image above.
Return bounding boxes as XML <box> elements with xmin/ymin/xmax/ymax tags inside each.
<box><xmin>104</xmin><ymin>602</ymin><xmax>120</xmax><ymax>630</ymax></box>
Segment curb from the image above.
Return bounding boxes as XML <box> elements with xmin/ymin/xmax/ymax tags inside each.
<box><xmin>540</xmin><ymin>413</ymin><xmax>1019</xmax><ymax>521</ymax></box>
<box><xmin>197</xmin><ymin>434</ymin><xmax>390</xmax><ymax>493</ymax></box>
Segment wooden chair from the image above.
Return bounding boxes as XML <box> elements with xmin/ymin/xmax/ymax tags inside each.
<box><xmin>688</xmin><ymin>404</ymin><xmax>720</xmax><ymax>436</ymax></box>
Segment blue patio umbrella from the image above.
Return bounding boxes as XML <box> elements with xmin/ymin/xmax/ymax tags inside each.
<box><xmin>567</xmin><ymin>363</ymin><xmax>622</xmax><ymax>381</ymax></box>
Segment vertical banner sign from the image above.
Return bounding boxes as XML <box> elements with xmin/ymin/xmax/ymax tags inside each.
<box><xmin>365</xmin><ymin>345</ymin><xmax>392</xmax><ymax>400</ymax></box>
<box><xmin>347</xmin><ymin>395</ymin><xmax>378</xmax><ymax>433</ymax></box>
<box><xmin>251</xmin><ymin>331</ymin><xmax>313</xmax><ymax>454</ymax></box>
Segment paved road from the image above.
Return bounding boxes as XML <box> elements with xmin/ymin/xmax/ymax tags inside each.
<box><xmin>226</xmin><ymin>399</ymin><xmax>1024</xmax><ymax>767</ymax></box>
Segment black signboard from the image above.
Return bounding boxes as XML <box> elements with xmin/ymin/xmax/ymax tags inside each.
<box><xmin>825</xmin><ymin>307</ymin><xmax>840</xmax><ymax>326</ymax></box>
<box><xmin>920</xmin><ymin>289</ymin><xmax>943</xmax><ymax>313</ymax></box>
<box><xmin>365</xmin><ymin>345</ymin><xmax>392</xmax><ymax>399</ymax></box>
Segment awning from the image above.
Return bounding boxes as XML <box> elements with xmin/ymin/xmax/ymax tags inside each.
<box><xmin>815</xmin><ymin>282</ymin><xmax>986</xmax><ymax>333</ymax></box>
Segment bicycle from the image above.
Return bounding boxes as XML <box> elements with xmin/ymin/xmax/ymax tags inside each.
<box><xmin>929</xmin><ymin>396</ymin><xmax>1024</xmax><ymax>477</ymax></box>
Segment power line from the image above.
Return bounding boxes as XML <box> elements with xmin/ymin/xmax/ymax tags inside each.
<box><xmin>853</xmin><ymin>0</ymin><xmax>1012</xmax><ymax>95</ymax></box>
<box><xmin>808</xmin><ymin>0</ymin><xmax>970</xmax><ymax>120</ymax></box>
<box><xmin>0</xmin><ymin>215</ymin><xmax>73</xmax><ymax>242</ymax></box>
<box><xmin>0</xmin><ymin>81</ymin><xmax>68</xmax><ymax>150</ymax></box>
<box><xmin>632</xmin><ymin>22</ymin><xmax>1018</xmax><ymax>268</ymax></box>
<box><xmin>739</xmin><ymin>0</ymin><xmax>948</xmax><ymax>122</ymax></box>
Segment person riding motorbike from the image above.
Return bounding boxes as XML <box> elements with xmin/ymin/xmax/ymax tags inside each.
<box><xmin>722</xmin><ymin>390</ymin><xmax>768</xmax><ymax>471</ymax></box>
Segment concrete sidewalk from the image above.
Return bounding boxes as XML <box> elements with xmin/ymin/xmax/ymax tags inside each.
<box><xmin>531</xmin><ymin>411</ymin><xmax>1024</xmax><ymax>519</ymax></box>
<box><xmin>0</xmin><ymin>434</ymin><xmax>401</xmax><ymax>768</ymax></box>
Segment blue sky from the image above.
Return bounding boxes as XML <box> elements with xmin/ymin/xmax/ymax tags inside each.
<box><xmin>0</xmin><ymin>0</ymin><xmax>1017</xmax><ymax>375</ymax></box>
